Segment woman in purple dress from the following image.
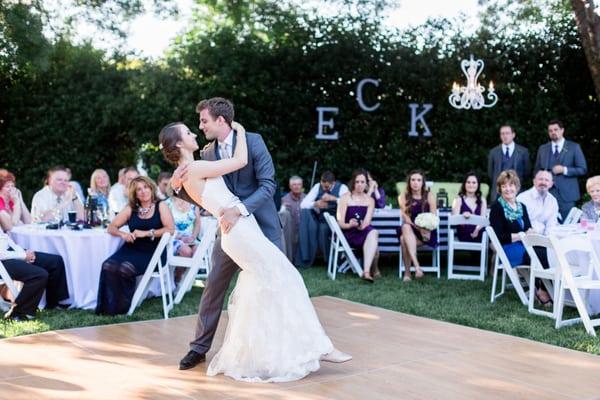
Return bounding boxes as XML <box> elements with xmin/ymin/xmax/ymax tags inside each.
<box><xmin>397</xmin><ymin>170</ymin><xmax>437</xmax><ymax>282</ymax></box>
<box><xmin>451</xmin><ymin>172</ymin><xmax>487</xmax><ymax>242</ymax></box>
<box><xmin>337</xmin><ymin>169</ymin><xmax>379</xmax><ymax>282</ymax></box>
<box><xmin>367</xmin><ymin>172</ymin><xmax>386</xmax><ymax>209</ymax></box>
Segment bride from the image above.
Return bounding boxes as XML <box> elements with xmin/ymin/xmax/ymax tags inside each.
<box><xmin>159</xmin><ymin>121</ymin><xmax>351</xmax><ymax>383</ymax></box>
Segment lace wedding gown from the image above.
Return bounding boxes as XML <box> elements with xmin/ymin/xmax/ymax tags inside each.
<box><xmin>199</xmin><ymin>176</ymin><xmax>334</xmax><ymax>383</ymax></box>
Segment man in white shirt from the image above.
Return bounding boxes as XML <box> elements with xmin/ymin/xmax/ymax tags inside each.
<box><xmin>517</xmin><ymin>169</ymin><xmax>559</xmax><ymax>235</ymax></box>
<box><xmin>0</xmin><ymin>228</ymin><xmax>69</xmax><ymax>320</ymax></box>
<box><xmin>300</xmin><ymin>171</ymin><xmax>349</xmax><ymax>212</ymax></box>
<box><xmin>297</xmin><ymin>171</ymin><xmax>349</xmax><ymax>267</ymax></box>
<box><xmin>108</xmin><ymin>167</ymin><xmax>139</xmax><ymax>214</ymax></box>
<box><xmin>156</xmin><ymin>171</ymin><xmax>172</xmax><ymax>200</ymax></box>
<box><xmin>31</xmin><ymin>166</ymin><xmax>84</xmax><ymax>223</ymax></box>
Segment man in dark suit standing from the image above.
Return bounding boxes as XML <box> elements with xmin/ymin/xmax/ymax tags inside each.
<box><xmin>488</xmin><ymin>124</ymin><xmax>531</xmax><ymax>201</ymax></box>
<box><xmin>534</xmin><ymin>119</ymin><xmax>588</xmax><ymax>220</ymax></box>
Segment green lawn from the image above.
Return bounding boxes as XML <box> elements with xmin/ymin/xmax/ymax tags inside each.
<box><xmin>2</xmin><ymin>264</ymin><xmax>599</xmax><ymax>355</ymax></box>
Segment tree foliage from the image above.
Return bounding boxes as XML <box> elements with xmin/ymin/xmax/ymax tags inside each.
<box><xmin>1</xmin><ymin>0</ymin><xmax>599</xmax><ymax>204</ymax></box>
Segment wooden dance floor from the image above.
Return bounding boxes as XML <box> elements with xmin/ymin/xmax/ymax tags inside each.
<box><xmin>1</xmin><ymin>296</ymin><xmax>600</xmax><ymax>399</ymax></box>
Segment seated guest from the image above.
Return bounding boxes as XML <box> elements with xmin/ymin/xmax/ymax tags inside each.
<box><xmin>337</xmin><ymin>169</ymin><xmax>379</xmax><ymax>282</ymax></box>
<box><xmin>0</xmin><ymin>169</ymin><xmax>32</xmax><ymax>231</ymax></box>
<box><xmin>490</xmin><ymin>170</ymin><xmax>551</xmax><ymax>304</ymax></box>
<box><xmin>31</xmin><ymin>166</ymin><xmax>85</xmax><ymax>223</ymax></box>
<box><xmin>517</xmin><ymin>170</ymin><xmax>559</xmax><ymax>235</ymax></box>
<box><xmin>451</xmin><ymin>172</ymin><xmax>487</xmax><ymax>242</ymax></box>
<box><xmin>165</xmin><ymin>193</ymin><xmax>201</xmax><ymax>285</ymax></box>
<box><xmin>279</xmin><ymin>175</ymin><xmax>305</xmax><ymax>263</ymax></box>
<box><xmin>156</xmin><ymin>172</ymin><xmax>172</xmax><ymax>200</ymax></box>
<box><xmin>297</xmin><ymin>171</ymin><xmax>349</xmax><ymax>267</ymax></box>
<box><xmin>0</xmin><ymin>227</ymin><xmax>69</xmax><ymax>321</ymax></box>
<box><xmin>582</xmin><ymin>175</ymin><xmax>600</xmax><ymax>222</ymax></box>
<box><xmin>367</xmin><ymin>172</ymin><xmax>386</xmax><ymax>209</ymax></box>
<box><xmin>89</xmin><ymin>169</ymin><xmax>111</xmax><ymax>212</ymax></box>
<box><xmin>108</xmin><ymin>166</ymin><xmax>139</xmax><ymax>214</ymax></box>
<box><xmin>96</xmin><ymin>176</ymin><xmax>174</xmax><ymax>315</ymax></box>
<box><xmin>398</xmin><ymin>170</ymin><xmax>437</xmax><ymax>282</ymax></box>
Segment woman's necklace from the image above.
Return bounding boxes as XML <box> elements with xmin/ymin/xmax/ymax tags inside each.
<box><xmin>175</xmin><ymin>201</ymin><xmax>190</xmax><ymax>213</ymax></box>
<box><xmin>138</xmin><ymin>203</ymin><xmax>154</xmax><ymax>216</ymax></box>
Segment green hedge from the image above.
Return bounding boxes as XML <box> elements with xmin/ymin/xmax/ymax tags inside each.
<box><xmin>2</xmin><ymin>4</ymin><xmax>598</xmax><ymax>206</ymax></box>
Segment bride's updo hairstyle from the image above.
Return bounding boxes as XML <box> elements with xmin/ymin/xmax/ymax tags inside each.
<box><xmin>159</xmin><ymin>122</ymin><xmax>184</xmax><ymax>165</ymax></box>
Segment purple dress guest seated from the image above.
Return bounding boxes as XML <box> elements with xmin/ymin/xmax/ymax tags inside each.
<box><xmin>456</xmin><ymin>196</ymin><xmax>483</xmax><ymax>242</ymax></box>
<box><xmin>367</xmin><ymin>173</ymin><xmax>386</xmax><ymax>209</ymax></box>
<box><xmin>371</xmin><ymin>188</ymin><xmax>386</xmax><ymax>209</ymax></box>
<box><xmin>398</xmin><ymin>199</ymin><xmax>438</xmax><ymax>248</ymax></box>
<box><xmin>337</xmin><ymin>169</ymin><xmax>380</xmax><ymax>282</ymax></box>
<box><xmin>343</xmin><ymin>205</ymin><xmax>374</xmax><ymax>247</ymax></box>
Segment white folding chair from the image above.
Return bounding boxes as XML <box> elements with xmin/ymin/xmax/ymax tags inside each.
<box><xmin>487</xmin><ymin>226</ymin><xmax>530</xmax><ymax>305</ymax></box>
<box><xmin>371</xmin><ymin>208</ymin><xmax>403</xmax><ymax>273</ymax></box>
<box><xmin>520</xmin><ymin>233</ymin><xmax>560</xmax><ymax>319</ymax></box>
<box><xmin>399</xmin><ymin>211</ymin><xmax>441</xmax><ymax>278</ymax></box>
<box><xmin>551</xmin><ymin>234</ymin><xmax>600</xmax><ymax>336</ymax></box>
<box><xmin>127</xmin><ymin>233</ymin><xmax>173</xmax><ymax>319</ymax></box>
<box><xmin>447</xmin><ymin>214</ymin><xmax>489</xmax><ymax>281</ymax></box>
<box><xmin>563</xmin><ymin>207</ymin><xmax>582</xmax><ymax>225</ymax></box>
<box><xmin>169</xmin><ymin>218</ymin><xmax>218</xmax><ymax>304</ymax></box>
<box><xmin>0</xmin><ymin>260</ymin><xmax>21</xmax><ymax>312</ymax></box>
<box><xmin>323</xmin><ymin>212</ymin><xmax>363</xmax><ymax>280</ymax></box>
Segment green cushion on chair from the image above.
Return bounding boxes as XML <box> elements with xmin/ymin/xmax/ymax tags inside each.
<box><xmin>396</xmin><ymin>181</ymin><xmax>490</xmax><ymax>204</ymax></box>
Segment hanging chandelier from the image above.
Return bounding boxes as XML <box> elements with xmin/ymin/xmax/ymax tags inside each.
<box><xmin>448</xmin><ymin>54</ymin><xmax>498</xmax><ymax>110</ymax></box>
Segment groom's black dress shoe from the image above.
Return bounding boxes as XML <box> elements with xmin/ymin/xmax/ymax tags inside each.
<box><xmin>179</xmin><ymin>350</ymin><xmax>206</xmax><ymax>370</ymax></box>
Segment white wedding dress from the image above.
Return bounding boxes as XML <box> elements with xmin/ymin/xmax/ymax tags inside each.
<box><xmin>199</xmin><ymin>176</ymin><xmax>334</xmax><ymax>383</ymax></box>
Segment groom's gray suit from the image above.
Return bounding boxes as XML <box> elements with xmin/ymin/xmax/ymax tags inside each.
<box><xmin>176</xmin><ymin>130</ymin><xmax>282</xmax><ymax>355</ymax></box>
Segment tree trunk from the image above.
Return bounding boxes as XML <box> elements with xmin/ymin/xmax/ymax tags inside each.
<box><xmin>571</xmin><ymin>0</ymin><xmax>600</xmax><ymax>101</ymax></box>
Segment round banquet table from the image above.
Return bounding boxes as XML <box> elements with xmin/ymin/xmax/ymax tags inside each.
<box><xmin>9</xmin><ymin>224</ymin><xmax>124</xmax><ymax>310</ymax></box>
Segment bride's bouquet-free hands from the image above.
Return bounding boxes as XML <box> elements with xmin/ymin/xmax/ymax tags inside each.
<box><xmin>414</xmin><ymin>212</ymin><xmax>440</xmax><ymax>241</ymax></box>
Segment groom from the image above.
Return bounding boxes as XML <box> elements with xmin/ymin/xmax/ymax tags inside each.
<box><xmin>172</xmin><ymin>97</ymin><xmax>283</xmax><ymax>370</ymax></box>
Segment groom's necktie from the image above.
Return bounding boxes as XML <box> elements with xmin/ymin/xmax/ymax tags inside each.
<box><xmin>220</xmin><ymin>143</ymin><xmax>230</xmax><ymax>159</ymax></box>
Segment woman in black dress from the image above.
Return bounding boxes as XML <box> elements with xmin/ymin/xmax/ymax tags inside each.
<box><xmin>96</xmin><ymin>176</ymin><xmax>174</xmax><ymax>315</ymax></box>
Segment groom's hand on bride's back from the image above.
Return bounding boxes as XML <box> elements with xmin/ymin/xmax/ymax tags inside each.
<box><xmin>219</xmin><ymin>207</ymin><xmax>241</xmax><ymax>234</ymax></box>
<box><xmin>171</xmin><ymin>164</ymin><xmax>190</xmax><ymax>191</ymax></box>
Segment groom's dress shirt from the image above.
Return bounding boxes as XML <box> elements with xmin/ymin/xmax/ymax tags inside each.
<box><xmin>219</xmin><ymin>129</ymin><xmax>250</xmax><ymax>217</ymax></box>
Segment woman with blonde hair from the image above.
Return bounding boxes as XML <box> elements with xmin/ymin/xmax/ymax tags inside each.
<box><xmin>582</xmin><ymin>176</ymin><xmax>600</xmax><ymax>222</ymax></box>
<box><xmin>89</xmin><ymin>168</ymin><xmax>111</xmax><ymax>212</ymax></box>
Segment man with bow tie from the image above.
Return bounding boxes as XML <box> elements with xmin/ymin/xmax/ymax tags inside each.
<box><xmin>534</xmin><ymin>119</ymin><xmax>588</xmax><ymax>220</ymax></box>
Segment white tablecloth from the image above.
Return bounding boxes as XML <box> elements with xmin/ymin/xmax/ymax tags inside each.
<box><xmin>9</xmin><ymin>224</ymin><xmax>123</xmax><ymax>310</ymax></box>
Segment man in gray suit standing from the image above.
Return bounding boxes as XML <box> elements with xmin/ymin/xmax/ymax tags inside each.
<box><xmin>171</xmin><ymin>97</ymin><xmax>283</xmax><ymax>370</ymax></box>
<box><xmin>487</xmin><ymin>124</ymin><xmax>531</xmax><ymax>201</ymax></box>
<box><xmin>534</xmin><ymin>119</ymin><xmax>588</xmax><ymax>221</ymax></box>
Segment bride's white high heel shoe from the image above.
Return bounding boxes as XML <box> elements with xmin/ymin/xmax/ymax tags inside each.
<box><xmin>320</xmin><ymin>349</ymin><xmax>352</xmax><ymax>363</ymax></box>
